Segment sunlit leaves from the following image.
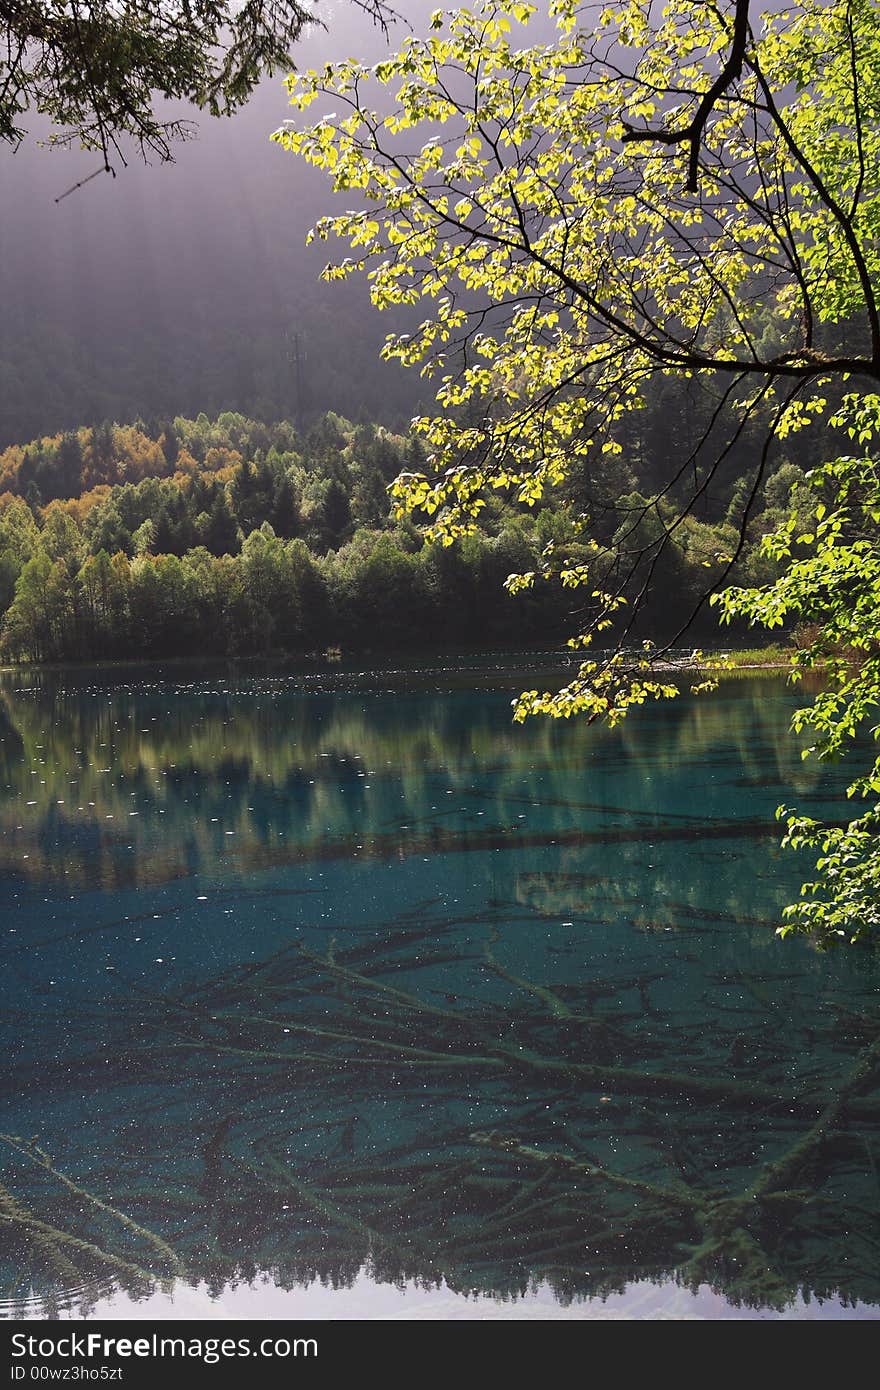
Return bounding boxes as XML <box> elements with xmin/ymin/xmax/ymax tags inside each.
<box><xmin>276</xmin><ymin>0</ymin><xmax>879</xmax><ymax>602</ymax></box>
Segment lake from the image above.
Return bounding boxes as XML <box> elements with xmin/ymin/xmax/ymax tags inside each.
<box><xmin>1</xmin><ymin>661</ymin><xmax>878</xmax><ymax>1320</ymax></box>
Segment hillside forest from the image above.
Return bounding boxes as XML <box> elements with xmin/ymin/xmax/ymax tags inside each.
<box><xmin>0</xmin><ymin>382</ymin><xmax>814</xmax><ymax>664</ymax></box>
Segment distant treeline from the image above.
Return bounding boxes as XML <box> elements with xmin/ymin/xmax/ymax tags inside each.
<box><xmin>0</xmin><ymin>411</ymin><xmax>809</xmax><ymax>663</ymax></box>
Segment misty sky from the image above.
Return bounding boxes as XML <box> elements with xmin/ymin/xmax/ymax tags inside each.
<box><xmin>0</xmin><ymin>1</ymin><xmax>445</xmax><ymax>442</ymax></box>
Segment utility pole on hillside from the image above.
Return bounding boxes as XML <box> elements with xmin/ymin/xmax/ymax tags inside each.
<box><xmin>284</xmin><ymin>328</ymin><xmax>306</xmax><ymax>430</ymax></box>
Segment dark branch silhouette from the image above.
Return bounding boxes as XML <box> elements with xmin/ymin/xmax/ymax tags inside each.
<box><xmin>622</xmin><ymin>0</ymin><xmax>752</xmax><ymax>191</ymax></box>
<box><xmin>0</xmin><ymin>0</ymin><xmax>400</xmax><ymax>170</ymax></box>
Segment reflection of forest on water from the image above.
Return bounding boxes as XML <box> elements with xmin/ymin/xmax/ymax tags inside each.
<box><xmin>0</xmin><ymin>668</ymin><xmax>878</xmax><ymax>1317</ymax></box>
<box><xmin>0</xmin><ymin>666</ymin><xmax>833</xmax><ymax>893</ymax></box>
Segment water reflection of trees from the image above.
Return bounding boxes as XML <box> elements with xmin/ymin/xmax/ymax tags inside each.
<box><xmin>2</xmin><ymin>894</ymin><xmax>879</xmax><ymax>1317</ymax></box>
<box><xmin>0</xmin><ymin>674</ymin><xmax>842</xmax><ymax>892</ymax></box>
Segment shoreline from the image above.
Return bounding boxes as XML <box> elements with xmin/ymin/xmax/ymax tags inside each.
<box><xmin>0</xmin><ymin>644</ymin><xmax>793</xmax><ymax>677</ymax></box>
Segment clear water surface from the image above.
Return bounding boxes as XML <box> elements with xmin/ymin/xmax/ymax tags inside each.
<box><xmin>0</xmin><ymin>660</ymin><xmax>878</xmax><ymax>1320</ymax></box>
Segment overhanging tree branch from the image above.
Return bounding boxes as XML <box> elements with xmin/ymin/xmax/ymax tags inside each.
<box><xmin>0</xmin><ymin>0</ymin><xmax>400</xmax><ymax>168</ymax></box>
<box><xmin>276</xmin><ymin>0</ymin><xmax>880</xmax><ymax>743</ymax></box>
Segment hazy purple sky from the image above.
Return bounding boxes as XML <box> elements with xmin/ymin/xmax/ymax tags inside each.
<box><xmin>0</xmin><ymin>2</ymin><xmax>443</xmax><ymax>439</ymax></box>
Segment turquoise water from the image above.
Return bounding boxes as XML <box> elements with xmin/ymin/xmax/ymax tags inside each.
<box><xmin>0</xmin><ymin>665</ymin><xmax>878</xmax><ymax>1318</ymax></box>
